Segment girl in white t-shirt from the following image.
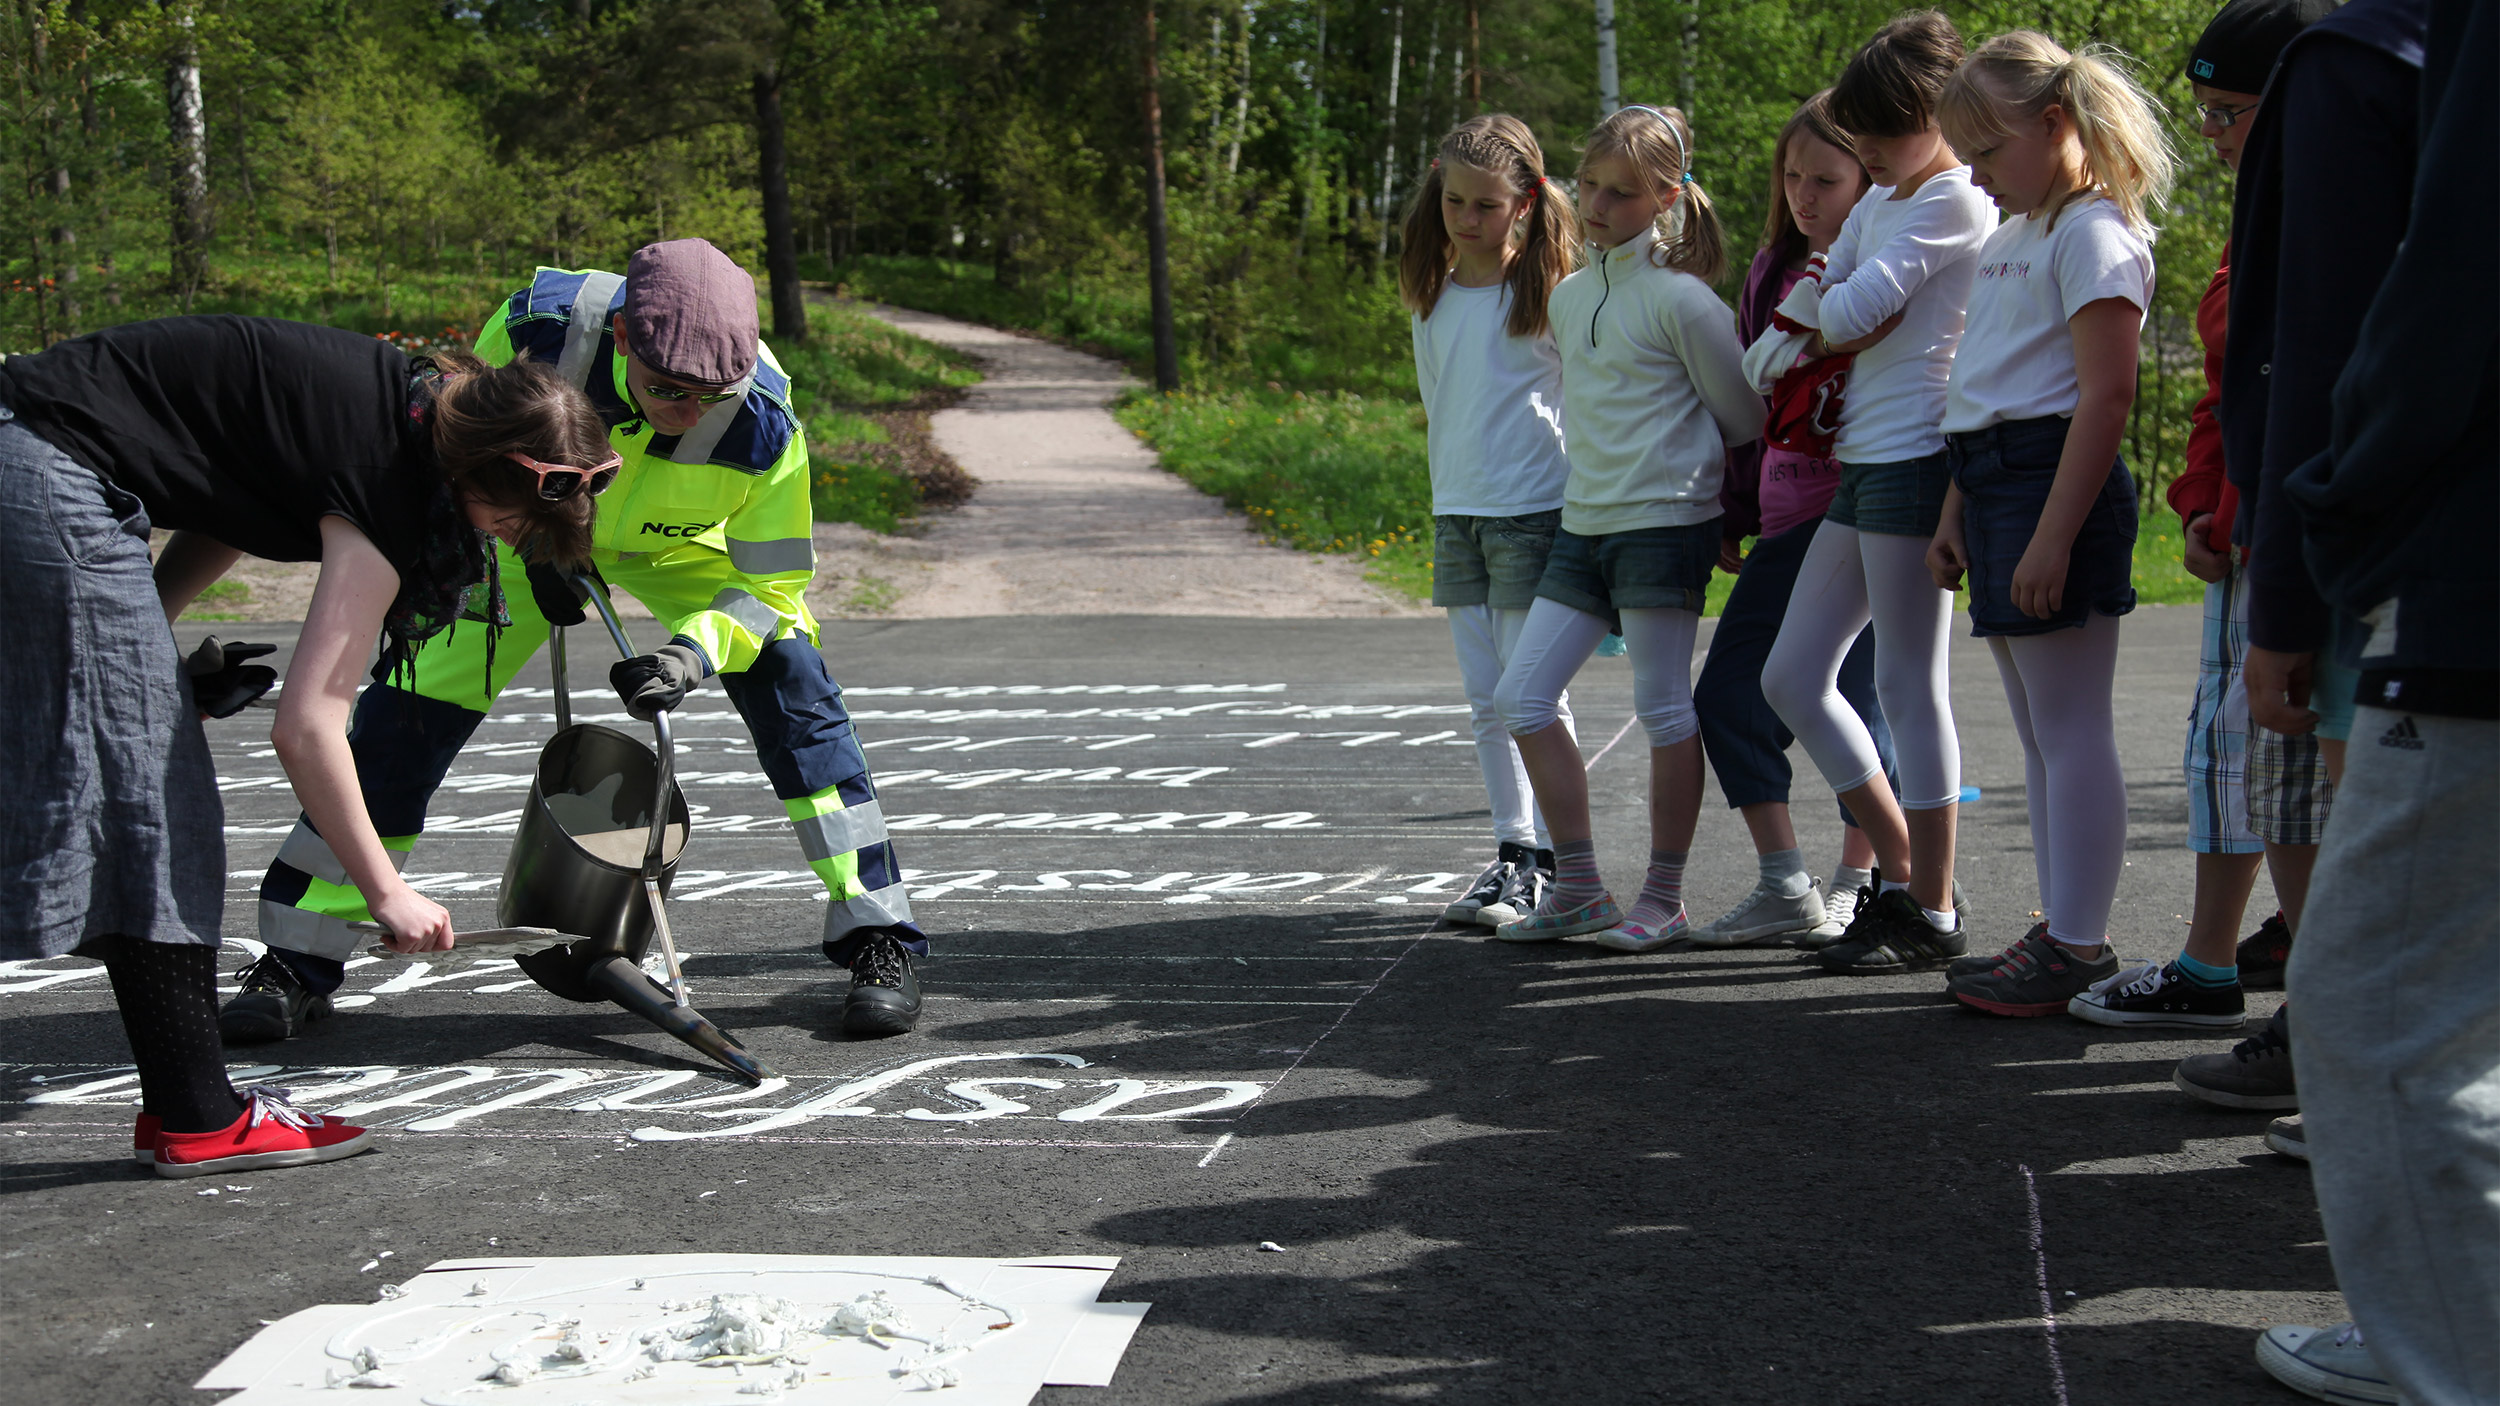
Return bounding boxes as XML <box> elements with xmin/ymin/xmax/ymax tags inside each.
<box><xmin>1752</xmin><ymin>11</ymin><xmax>1995</xmax><ymax>975</ymax></box>
<box><xmin>1489</xmin><ymin>104</ymin><xmax>1765</xmax><ymax>951</ymax></box>
<box><xmin>1925</xmin><ymin>32</ymin><xmax>2175</xmax><ymax>1017</ymax></box>
<box><xmin>1398</xmin><ymin>114</ymin><xmax>1582</xmax><ymax>930</ymax></box>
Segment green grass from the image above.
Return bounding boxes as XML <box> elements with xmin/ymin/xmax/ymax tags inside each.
<box><xmin>773</xmin><ymin>296</ymin><xmax>981</xmax><ymax>412</ymax></box>
<box><xmin>183</xmin><ymin>579</ymin><xmax>252</xmax><ymax>622</ymax></box>
<box><xmin>769</xmin><ymin>297</ymin><xmax>981</xmax><ymax>534</ymax></box>
<box><xmin>2130</xmin><ymin>513</ymin><xmax>2206</xmax><ymax>607</ymax></box>
<box><xmin>1113</xmin><ymin>387</ymin><xmax>1433</xmax><ymax>588</ymax></box>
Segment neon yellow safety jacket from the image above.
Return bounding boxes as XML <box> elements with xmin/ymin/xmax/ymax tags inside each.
<box><xmin>475</xmin><ymin>266</ymin><xmax>817</xmax><ymax>675</ymax></box>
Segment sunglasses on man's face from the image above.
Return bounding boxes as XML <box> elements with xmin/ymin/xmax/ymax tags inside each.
<box><xmin>505</xmin><ymin>450</ymin><xmax>624</xmax><ymax>501</ymax></box>
<box><xmin>640</xmin><ymin>382</ymin><xmax>741</xmax><ymax>405</ymax></box>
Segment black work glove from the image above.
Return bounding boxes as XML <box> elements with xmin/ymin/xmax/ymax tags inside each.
<box><xmin>186</xmin><ymin>637</ymin><xmax>279</xmax><ymax>719</ymax></box>
<box><xmin>610</xmin><ymin>642</ymin><xmax>709</xmax><ymax>720</ymax></box>
<box><xmin>524</xmin><ymin>560</ymin><xmax>592</xmax><ymax>627</ymax></box>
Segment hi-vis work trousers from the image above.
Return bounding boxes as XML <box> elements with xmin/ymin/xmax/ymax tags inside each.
<box><xmin>254</xmin><ymin>579</ymin><xmax>919</xmax><ymax>992</ymax></box>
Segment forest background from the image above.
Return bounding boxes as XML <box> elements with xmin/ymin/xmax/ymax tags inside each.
<box><xmin>0</xmin><ymin>0</ymin><xmax>2225</xmax><ymax>605</ymax></box>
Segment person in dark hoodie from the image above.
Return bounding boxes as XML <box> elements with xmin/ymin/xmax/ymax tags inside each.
<box><xmin>2213</xmin><ymin>0</ymin><xmax>2427</xmax><ymax>1170</ymax></box>
<box><xmin>2222</xmin><ymin>0</ymin><xmax>2426</xmax><ymax>780</ymax></box>
<box><xmin>2256</xmin><ymin>0</ymin><xmax>2500</xmax><ymax>1400</ymax></box>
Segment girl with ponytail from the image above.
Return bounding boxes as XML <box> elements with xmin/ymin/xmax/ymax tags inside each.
<box><xmin>1398</xmin><ymin>114</ymin><xmax>1581</xmax><ymax>929</ymax></box>
<box><xmin>1927</xmin><ymin>31</ymin><xmax>2176</xmax><ymax>1017</ymax></box>
<box><xmin>1486</xmin><ymin>102</ymin><xmax>1764</xmax><ymax>952</ymax></box>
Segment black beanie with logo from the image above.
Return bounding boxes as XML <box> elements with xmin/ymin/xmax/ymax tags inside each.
<box><xmin>2187</xmin><ymin>0</ymin><xmax>2339</xmax><ymax>94</ymax></box>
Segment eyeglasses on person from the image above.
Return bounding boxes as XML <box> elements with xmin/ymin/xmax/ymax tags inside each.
<box><xmin>504</xmin><ymin>450</ymin><xmax>624</xmax><ymax>501</ymax></box>
<box><xmin>639</xmin><ymin>382</ymin><xmax>742</xmax><ymax>405</ymax></box>
<box><xmin>2193</xmin><ymin>99</ymin><xmax>2258</xmax><ymax>129</ymax></box>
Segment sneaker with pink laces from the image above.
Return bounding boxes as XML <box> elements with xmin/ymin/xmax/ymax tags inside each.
<box><xmin>153</xmin><ymin>1087</ymin><xmax>374</xmax><ymax>1179</ymax></box>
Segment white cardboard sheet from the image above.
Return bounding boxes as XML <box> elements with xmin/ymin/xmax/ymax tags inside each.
<box><xmin>196</xmin><ymin>1253</ymin><xmax>1148</xmax><ymax>1404</ymax></box>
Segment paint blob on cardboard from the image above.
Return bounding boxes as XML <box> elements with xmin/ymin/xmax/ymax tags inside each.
<box><xmin>197</xmin><ymin>1253</ymin><xmax>1147</xmax><ymax>1405</ymax></box>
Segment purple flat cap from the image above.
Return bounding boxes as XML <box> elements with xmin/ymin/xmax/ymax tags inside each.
<box><xmin>617</xmin><ymin>239</ymin><xmax>759</xmax><ymax>388</ymax></box>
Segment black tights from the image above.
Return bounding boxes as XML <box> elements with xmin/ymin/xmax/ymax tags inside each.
<box><xmin>88</xmin><ymin>935</ymin><xmax>243</xmax><ymax>1134</ymax></box>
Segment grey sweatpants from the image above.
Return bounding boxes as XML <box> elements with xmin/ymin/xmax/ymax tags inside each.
<box><xmin>2290</xmin><ymin>706</ymin><xmax>2500</xmax><ymax>1406</ymax></box>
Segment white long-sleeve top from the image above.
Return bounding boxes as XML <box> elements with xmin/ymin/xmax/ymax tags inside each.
<box><xmin>1410</xmin><ymin>281</ymin><xmax>1571</xmax><ymax>517</ymax></box>
<box><xmin>1544</xmin><ymin>226</ymin><xmax>1762</xmax><ymax>535</ymax></box>
<box><xmin>1814</xmin><ymin>167</ymin><xmax>1998</xmax><ymax>464</ymax></box>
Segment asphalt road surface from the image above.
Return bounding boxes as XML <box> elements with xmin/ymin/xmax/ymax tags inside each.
<box><xmin>1</xmin><ymin>609</ymin><xmax>2341</xmax><ymax>1404</ymax></box>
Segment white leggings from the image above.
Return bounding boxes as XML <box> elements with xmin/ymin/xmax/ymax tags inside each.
<box><xmin>1760</xmin><ymin>522</ymin><xmax>1961</xmax><ymax>808</ymax></box>
<box><xmin>1495</xmin><ymin>598</ymin><xmax>1701</xmax><ymax>748</ymax></box>
<box><xmin>1448</xmin><ymin>605</ymin><xmax>1571</xmax><ymax>847</ymax></box>
<box><xmin>1992</xmin><ymin>611</ymin><xmax>2127</xmax><ymax>945</ymax></box>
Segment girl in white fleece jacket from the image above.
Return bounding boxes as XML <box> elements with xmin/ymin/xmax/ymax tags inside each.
<box><xmin>1490</xmin><ymin>103</ymin><xmax>1765</xmax><ymax>952</ymax></box>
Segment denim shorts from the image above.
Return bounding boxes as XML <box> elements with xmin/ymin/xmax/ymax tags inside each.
<box><xmin>1949</xmin><ymin>416</ymin><xmax>2138</xmax><ymax>639</ymax></box>
<box><xmin>1432</xmin><ymin>510</ymin><xmax>1560</xmax><ymax>610</ymax></box>
<box><xmin>1825</xmin><ymin>450</ymin><xmax>1952</xmax><ymax>537</ymax></box>
<box><xmin>1533</xmin><ymin>520</ymin><xmax>1719</xmax><ymax>626</ymax></box>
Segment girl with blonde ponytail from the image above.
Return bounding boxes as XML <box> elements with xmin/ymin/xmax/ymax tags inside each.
<box><xmin>1400</xmin><ymin>114</ymin><xmax>1582</xmax><ymax>929</ymax></box>
<box><xmin>1928</xmin><ymin>30</ymin><xmax>2174</xmax><ymax>1017</ymax></box>
<box><xmin>1485</xmin><ymin>102</ymin><xmax>1765</xmax><ymax>952</ymax></box>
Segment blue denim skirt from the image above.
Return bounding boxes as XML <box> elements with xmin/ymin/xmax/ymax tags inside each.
<box><xmin>1949</xmin><ymin>416</ymin><xmax>2137</xmax><ymax>638</ymax></box>
<box><xmin>1534</xmin><ymin>520</ymin><xmax>1719</xmax><ymax>627</ymax></box>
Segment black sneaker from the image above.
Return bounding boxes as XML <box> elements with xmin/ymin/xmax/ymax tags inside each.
<box><xmin>2237</xmin><ymin>911</ymin><xmax>2293</xmax><ymax>990</ymax></box>
<box><xmin>1818</xmin><ymin>888</ymin><xmax>1969</xmax><ymax>975</ymax></box>
<box><xmin>842</xmin><ymin>931</ymin><xmax>922</xmax><ymax>1037</ymax></box>
<box><xmin>1477</xmin><ymin>861</ymin><xmax>1548</xmax><ymax>927</ymax></box>
<box><xmin>1440</xmin><ymin>850</ymin><xmax>1510</xmax><ymax>925</ymax></box>
<box><xmin>2068</xmin><ymin>959</ymin><xmax>2248</xmax><ymax>1029</ymax></box>
<box><xmin>2172</xmin><ymin>1005</ymin><xmax>2297</xmax><ymax>1110</ymax></box>
<box><xmin>217</xmin><ymin>954</ymin><xmax>333</xmax><ymax>1045</ymax></box>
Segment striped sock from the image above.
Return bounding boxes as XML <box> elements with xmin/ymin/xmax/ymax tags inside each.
<box><xmin>1626</xmin><ymin>849</ymin><xmax>1688</xmax><ymax>932</ymax></box>
<box><xmin>1540</xmin><ymin>838</ymin><xmax>1604</xmax><ymax>914</ymax></box>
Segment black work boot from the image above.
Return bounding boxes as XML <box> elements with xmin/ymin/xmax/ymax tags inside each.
<box><xmin>842</xmin><ymin>931</ymin><xmax>922</xmax><ymax>1037</ymax></box>
<box><xmin>218</xmin><ymin>954</ymin><xmax>334</xmax><ymax>1044</ymax></box>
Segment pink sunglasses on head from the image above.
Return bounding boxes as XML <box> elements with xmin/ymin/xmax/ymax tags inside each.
<box><xmin>505</xmin><ymin>450</ymin><xmax>623</xmax><ymax>501</ymax></box>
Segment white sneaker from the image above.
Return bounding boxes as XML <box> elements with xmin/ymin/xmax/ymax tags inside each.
<box><xmin>1796</xmin><ymin>880</ymin><xmax>1864</xmax><ymax>950</ymax></box>
<box><xmin>2266</xmin><ymin>1114</ymin><xmax>2310</xmax><ymax>1161</ymax></box>
<box><xmin>1688</xmin><ymin>879</ymin><xmax>1824</xmax><ymax>948</ymax></box>
<box><xmin>2255</xmin><ymin>1322</ymin><xmax>2397</xmax><ymax>1405</ymax></box>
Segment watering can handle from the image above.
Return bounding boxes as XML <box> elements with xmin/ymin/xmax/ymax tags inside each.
<box><xmin>570</xmin><ymin>571</ymin><xmax>640</xmax><ymax>660</ymax></box>
<box><xmin>549</xmin><ymin>626</ymin><xmax>572</xmax><ymax>733</ymax></box>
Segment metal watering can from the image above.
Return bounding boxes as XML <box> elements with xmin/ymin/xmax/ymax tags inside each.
<box><xmin>366</xmin><ymin>576</ymin><xmax>775</xmax><ymax>1086</ymax></box>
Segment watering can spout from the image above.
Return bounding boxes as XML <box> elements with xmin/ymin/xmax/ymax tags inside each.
<box><xmin>582</xmin><ymin>956</ymin><xmax>779</xmax><ymax>1086</ymax></box>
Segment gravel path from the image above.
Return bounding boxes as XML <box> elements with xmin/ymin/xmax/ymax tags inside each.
<box><xmin>809</xmin><ymin>302</ymin><xmax>1423</xmax><ymax>620</ymax></box>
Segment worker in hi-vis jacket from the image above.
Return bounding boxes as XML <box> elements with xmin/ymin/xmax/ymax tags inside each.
<box><xmin>228</xmin><ymin>238</ymin><xmax>926</xmax><ymax>1044</ymax></box>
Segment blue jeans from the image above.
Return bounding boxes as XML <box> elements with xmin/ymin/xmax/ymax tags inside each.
<box><xmin>1696</xmin><ymin>516</ymin><xmax>1895</xmax><ymax>826</ymax></box>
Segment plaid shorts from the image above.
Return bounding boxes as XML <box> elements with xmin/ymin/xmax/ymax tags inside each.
<box><xmin>2183</xmin><ymin>570</ymin><xmax>2262</xmax><ymax>854</ymax></box>
<box><xmin>2248</xmin><ymin>721</ymin><xmax>2334</xmax><ymax>846</ymax></box>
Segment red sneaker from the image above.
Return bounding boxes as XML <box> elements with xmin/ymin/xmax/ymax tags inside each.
<box><xmin>153</xmin><ymin>1088</ymin><xmax>374</xmax><ymax>1179</ymax></box>
<box><xmin>133</xmin><ymin>1112</ymin><xmax>161</xmax><ymax>1166</ymax></box>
